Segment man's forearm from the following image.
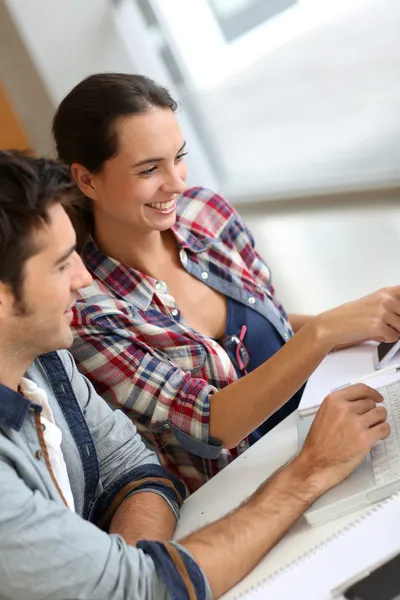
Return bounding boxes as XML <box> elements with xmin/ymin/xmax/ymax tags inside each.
<box><xmin>180</xmin><ymin>456</ymin><xmax>326</xmax><ymax>599</ymax></box>
<box><xmin>109</xmin><ymin>491</ymin><xmax>177</xmax><ymax>546</ymax></box>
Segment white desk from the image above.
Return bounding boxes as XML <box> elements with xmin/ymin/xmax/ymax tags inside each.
<box><xmin>174</xmin><ymin>412</ymin><xmax>371</xmax><ymax>599</ymax></box>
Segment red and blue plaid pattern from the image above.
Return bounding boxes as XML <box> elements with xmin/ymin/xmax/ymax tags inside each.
<box><xmin>71</xmin><ymin>187</ymin><xmax>291</xmax><ymax>494</ymax></box>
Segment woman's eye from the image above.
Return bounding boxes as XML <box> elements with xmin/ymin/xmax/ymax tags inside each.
<box><xmin>176</xmin><ymin>151</ymin><xmax>188</xmax><ymax>162</ymax></box>
<box><xmin>139</xmin><ymin>166</ymin><xmax>158</xmax><ymax>176</ymax></box>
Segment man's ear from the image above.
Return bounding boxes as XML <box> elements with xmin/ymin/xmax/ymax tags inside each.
<box><xmin>71</xmin><ymin>163</ymin><xmax>98</xmax><ymax>201</ymax></box>
<box><xmin>0</xmin><ymin>282</ymin><xmax>14</xmax><ymax>322</ymax></box>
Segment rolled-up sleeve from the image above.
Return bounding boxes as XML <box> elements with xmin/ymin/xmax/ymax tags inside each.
<box><xmin>0</xmin><ymin>458</ymin><xmax>210</xmax><ymax>600</ymax></box>
<box><xmin>71</xmin><ymin>312</ymin><xmax>223</xmax><ymax>459</ymax></box>
<box><xmin>63</xmin><ymin>351</ymin><xmax>187</xmax><ymax>525</ymax></box>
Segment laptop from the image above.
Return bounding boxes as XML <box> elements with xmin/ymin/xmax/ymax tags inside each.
<box><xmin>297</xmin><ymin>377</ymin><xmax>400</xmax><ymax>526</ymax></box>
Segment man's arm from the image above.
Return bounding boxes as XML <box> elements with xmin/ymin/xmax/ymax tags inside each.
<box><xmin>110</xmin><ymin>491</ymin><xmax>176</xmax><ymax>545</ymax></box>
<box><xmin>181</xmin><ymin>384</ymin><xmax>390</xmax><ymax>598</ymax></box>
<box><xmin>0</xmin><ymin>456</ymin><xmax>205</xmax><ymax>600</ymax></box>
<box><xmin>62</xmin><ymin>351</ymin><xmax>185</xmax><ymax>540</ymax></box>
<box><xmin>182</xmin><ymin>458</ymin><xmax>320</xmax><ymax>597</ymax></box>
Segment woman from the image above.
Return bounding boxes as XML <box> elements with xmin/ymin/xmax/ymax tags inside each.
<box><xmin>53</xmin><ymin>73</ymin><xmax>400</xmax><ymax>493</ymax></box>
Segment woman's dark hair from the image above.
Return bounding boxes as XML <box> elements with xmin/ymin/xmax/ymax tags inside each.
<box><xmin>52</xmin><ymin>73</ymin><xmax>178</xmax><ymax>250</ymax></box>
<box><xmin>52</xmin><ymin>72</ymin><xmax>178</xmax><ymax>173</ymax></box>
<box><xmin>0</xmin><ymin>150</ymin><xmax>78</xmax><ymax>303</ymax></box>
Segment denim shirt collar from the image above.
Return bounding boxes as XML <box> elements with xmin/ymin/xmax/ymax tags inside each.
<box><xmin>0</xmin><ymin>382</ymin><xmax>41</xmax><ymax>431</ymax></box>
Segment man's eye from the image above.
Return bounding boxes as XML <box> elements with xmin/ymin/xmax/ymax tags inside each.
<box><xmin>59</xmin><ymin>262</ymin><xmax>71</xmax><ymax>272</ymax></box>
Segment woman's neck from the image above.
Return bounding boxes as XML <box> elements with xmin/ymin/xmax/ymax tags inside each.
<box><xmin>93</xmin><ymin>215</ymin><xmax>177</xmax><ymax>278</ymax></box>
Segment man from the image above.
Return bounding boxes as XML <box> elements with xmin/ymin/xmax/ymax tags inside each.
<box><xmin>0</xmin><ymin>151</ymin><xmax>390</xmax><ymax>600</ymax></box>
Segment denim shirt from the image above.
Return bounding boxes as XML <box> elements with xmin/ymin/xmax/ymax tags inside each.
<box><xmin>0</xmin><ymin>350</ymin><xmax>210</xmax><ymax>600</ymax></box>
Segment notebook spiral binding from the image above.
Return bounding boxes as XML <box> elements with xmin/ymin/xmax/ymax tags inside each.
<box><xmin>233</xmin><ymin>493</ymin><xmax>399</xmax><ymax>599</ymax></box>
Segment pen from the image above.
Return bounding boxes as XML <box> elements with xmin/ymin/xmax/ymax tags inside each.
<box><xmin>299</xmin><ymin>364</ymin><xmax>400</xmax><ymax>419</ymax></box>
<box><xmin>330</xmin><ymin>364</ymin><xmax>400</xmax><ymax>392</ymax></box>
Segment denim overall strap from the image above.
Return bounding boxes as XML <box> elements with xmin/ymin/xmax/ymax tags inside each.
<box><xmin>38</xmin><ymin>352</ymin><xmax>100</xmax><ymax>519</ymax></box>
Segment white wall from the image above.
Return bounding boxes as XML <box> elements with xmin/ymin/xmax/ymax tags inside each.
<box><xmin>197</xmin><ymin>0</ymin><xmax>400</xmax><ymax>199</ymax></box>
<box><xmin>0</xmin><ymin>0</ymin><xmax>217</xmax><ymax>187</ymax></box>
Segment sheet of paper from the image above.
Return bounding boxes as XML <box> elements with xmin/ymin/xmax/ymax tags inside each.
<box><xmin>299</xmin><ymin>343</ymin><xmax>400</xmax><ymax>415</ymax></box>
<box><xmin>240</xmin><ymin>494</ymin><xmax>400</xmax><ymax>600</ymax></box>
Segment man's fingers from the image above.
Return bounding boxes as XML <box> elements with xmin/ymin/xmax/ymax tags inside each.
<box><xmin>361</xmin><ymin>405</ymin><xmax>387</xmax><ymax>427</ymax></box>
<box><xmin>330</xmin><ymin>383</ymin><xmax>384</xmax><ymax>404</ymax></box>
<box><xmin>350</xmin><ymin>398</ymin><xmax>379</xmax><ymax>415</ymax></box>
<box><xmin>366</xmin><ymin>421</ymin><xmax>391</xmax><ymax>446</ymax></box>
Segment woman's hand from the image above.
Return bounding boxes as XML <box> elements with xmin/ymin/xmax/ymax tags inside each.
<box><xmin>314</xmin><ymin>286</ymin><xmax>400</xmax><ymax>348</ymax></box>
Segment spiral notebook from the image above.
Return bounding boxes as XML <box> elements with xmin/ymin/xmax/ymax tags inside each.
<box><xmin>231</xmin><ymin>493</ymin><xmax>400</xmax><ymax>599</ymax></box>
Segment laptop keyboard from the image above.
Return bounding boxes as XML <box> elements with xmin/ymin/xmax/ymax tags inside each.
<box><xmin>371</xmin><ymin>379</ymin><xmax>400</xmax><ymax>485</ymax></box>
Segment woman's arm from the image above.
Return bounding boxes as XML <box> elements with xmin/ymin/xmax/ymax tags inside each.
<box><xmin>211</xmin><ymin>287</ymin><xmax>400</xmax><ymax>447</ymax></box>
<box><xmin>73</xmin><ymin>286</ymin><xmax>400</xmax><ymax>453</ymax></box>
<box><xmin>288</xmin><ymin>313</ymin><xmax>313</xmax><ymax>333</ymax></box>
<box><xmin>288</xmin><ymin>315</ymin><xmax>370</xmax><ymax>350</ymax></box>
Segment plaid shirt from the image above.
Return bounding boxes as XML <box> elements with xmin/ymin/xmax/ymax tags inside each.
<box><xmin>71</xmin><ymin>187</ymin><xmax>292</xmax><ymax>494</ymax></box>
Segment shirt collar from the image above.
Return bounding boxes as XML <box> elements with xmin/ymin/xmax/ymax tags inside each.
<box><xmin>0</xmin><ymin>382</ymin><xmax>40</xmax><ymax>431</ymax></box>
<box><xmin>171</xmin><ymin>220</ymin><xmax>207</xmax><ymax>253</ymax></box>
<box><xmin>82</xmin><ymin>219</ymin><xmax>210</xmax><ymax>310</ymax></box>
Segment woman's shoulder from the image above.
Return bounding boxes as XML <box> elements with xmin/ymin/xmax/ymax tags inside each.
<box><xmin>176</xmin><ymin>187</ymin><xmax>236</xmax><ymax>238</ymax></box>
<box><xmin>73</xmin><ymin>277</ymin><xmax>125</xmax><ymax>317</ymax></box>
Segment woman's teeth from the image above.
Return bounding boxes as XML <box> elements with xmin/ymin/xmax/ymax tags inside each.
<box><xmin>147</xmin><ymin>200</ymin><xmax>175</xmax><ymax>210</ymax></box>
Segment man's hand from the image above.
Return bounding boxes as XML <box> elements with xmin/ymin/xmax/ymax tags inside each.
<box><xmin>296</xmin><ymin>383</ymin><xmax>390</xmax><ymax>493</ymax></box>
<box><xmin>180</xmin><ymin>383</ymin><xmax>390</xmax><ymax>598</ymax></box>
<box><xmin>315</xmin><ymin>286</ymin><xmax>400</xmax><ymax>348</ymax></box>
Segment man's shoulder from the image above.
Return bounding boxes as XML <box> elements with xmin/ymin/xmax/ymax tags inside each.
<box><xmin>176</xmin><ymin>186</ymin><xmax>236</xmax><ymax>239</ymax></box>
<box><xmin>28</xmin><ymin>350</ymin><xmax>76</xmax><ymax>389</ymax></box>
<box><xmin>28</xmin><ymin>351</ymin><xmax>96</xmax><ymax>415</ymax></box>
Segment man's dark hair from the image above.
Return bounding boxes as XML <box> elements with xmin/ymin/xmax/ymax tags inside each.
<box><xmin>0</xmin><ymin>150</ymin><xmax>78</xmax><ymax>302</ymax></box>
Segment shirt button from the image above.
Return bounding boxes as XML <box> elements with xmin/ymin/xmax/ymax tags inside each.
<box><xmin>164</xmin><ymin>423</ymin><xmax>171</xmax><ymax>430</ymax></box>
<box><xmin>239</xmin><ymin>441</ymin><xmax>247</xmax><ymax>450</ymax></box>
<box><xmin>201</xmin><ymin>272</ymin><xmax>208</xmax><ymax>280</ymax></box>
<box><xmin>284</xmin><ymin>332</ymin><xmax>290</xmax><ymax>341</ymax></box>
<box><xmin>155</xmin><ymin>280</ymin><xmax>166</xmax><ymax>292</ymax></box>
<box><xmin>179</xmin><ymin>249</ymin><xmax>187</xmax><ymax>266</ymax></box>
<box><xmin>171</xmin><ymin>308</ymin><xmax>179</xmax><ymax>317</ymax></box>
<box><xmin>248</xmin><ymin>296</ymin><xmax>255</xmax><ymax>305</ymax></box>
<box><xmin>35</xmin><ymin>449</ymin><xmax>44</xmax><ymax>460</ymax></box>
<box><xmin>41</xmin><ymin>423</ymin><xmax>46</xmax><ymax>432</ymax></box>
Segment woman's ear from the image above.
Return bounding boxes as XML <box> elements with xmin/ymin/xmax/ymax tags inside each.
<box><xmin>71</xmin><ymin>163</ymin><xmax>97</xmax><ymax>201</ymax></box>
